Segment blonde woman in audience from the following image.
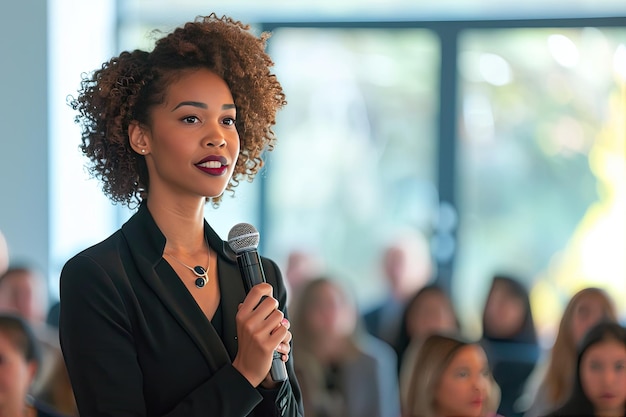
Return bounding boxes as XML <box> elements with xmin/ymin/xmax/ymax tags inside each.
<box><xmin>403</xmin><ymin>332</ymin><xmax>501</xmax><ymax>417</ymax></box>
<box><xmin>292</xmin><ymin>277</ymin><xmax>400</xmax><ymax>417</ymax></box>
<box><xmin>523</xmin><ymin>287</ymin><xmax>618</xmax><ymax>417</ymax></box>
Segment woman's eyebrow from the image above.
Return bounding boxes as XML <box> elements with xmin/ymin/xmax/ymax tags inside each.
<box><xmin>171</xmin><ymin>101</ymin><xmax>236</xmax><ymax>111</ymax></box>
<box><xmin>172</xmin><ymin>101</ymin><xmax>208</xmax><ymax>111</ymax></box>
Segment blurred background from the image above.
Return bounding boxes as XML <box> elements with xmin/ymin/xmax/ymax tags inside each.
<box><xmin>1</xmin><ymin>0</ymin><xmax>625</xmax><ymax>345</ymax></box>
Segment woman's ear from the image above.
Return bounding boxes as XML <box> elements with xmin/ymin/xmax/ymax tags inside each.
<box><xmin>128</xmin><ymin>121</ymin><xmax>151</xmax><ymax>155</ymax></box>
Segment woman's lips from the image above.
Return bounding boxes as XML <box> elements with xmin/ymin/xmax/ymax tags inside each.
<box><xmin>196</xmin><ymin>155</ymin><xmax>228</xmax><ymax>176</ymax></box>
<box><xmin>469</xmin><ymin>398</ymin><xmax>484</xmax><ymax>407</ymax></box>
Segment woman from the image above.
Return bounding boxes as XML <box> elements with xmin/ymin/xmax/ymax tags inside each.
<box><xmin>291</xmin><ymin>277</ymin><xmax>400</xmax><ymax>417</ymax></box>
<box><xmin>481</xmin><ymin>275</ymin><xmax>539</xmax><ymax>417</ymax></box>
<box><xmin>546</xmin><ymin>321</ymin><xmax>626</xmax><ymax>417</ymax></box>
<box><xmin>524</xmin><ymin>287</ymin><xmax>618</xmax><ymax>417</ymax></box>
<box><xmin>403</xmin><ymin>332</ymin><xmax>500</xmax><ymax>417</ymax></box>
<box><xmin>396</xmin><ymin>284</ymin><xmax>460</xmax><ymax>409</ymax></box>
<box><xmin>58</xmin><ymin>14</ymin><xmax>303</xmax><ymax>416</ymax></box>
<box><xmin>0</xmin><ymin>313</ymin><xmax>68</xmax><ymax>417</ymax></box>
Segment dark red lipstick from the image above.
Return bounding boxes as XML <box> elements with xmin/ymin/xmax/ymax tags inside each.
<box><xmin>195</xmin><ymin>155</ymin><xmax>228</xmax><ymax>176</ymax></box>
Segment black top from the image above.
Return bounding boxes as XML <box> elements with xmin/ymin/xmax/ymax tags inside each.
<box><xmin>59</xmin><ymin>201</ymin><xmax>303</xmax><ymax>417</ymax></box>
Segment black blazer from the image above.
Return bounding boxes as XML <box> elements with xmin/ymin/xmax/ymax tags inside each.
<box><xmin>59</xmin><ymin>202</ymin><xmax>304</xmax><ymax>417</ymax></box>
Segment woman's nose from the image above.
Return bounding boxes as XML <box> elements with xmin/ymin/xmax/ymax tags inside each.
<box><xmin>203</xmin><ymin>125</ymin><xmax>226</xmax><ymax>148</ymax></box>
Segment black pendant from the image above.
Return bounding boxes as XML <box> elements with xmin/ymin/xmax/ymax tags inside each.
<box><xmin>192</xmin><ymin>265</ymin><xmax>208</xmax><ymax>288</ymax></box>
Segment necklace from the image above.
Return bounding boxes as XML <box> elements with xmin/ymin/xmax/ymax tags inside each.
<box><xmin>165</xmin><ymin>243</ymin><xmax>211</xmax><ymax>289</ymax></box>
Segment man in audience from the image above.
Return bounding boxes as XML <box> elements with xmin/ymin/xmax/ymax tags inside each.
<box><xmin>362</xmin><ymin>230</ymin><xmax>433</xmax><ymax>350</ymax></box>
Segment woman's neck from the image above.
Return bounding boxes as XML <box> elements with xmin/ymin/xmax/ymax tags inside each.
<box><xmin>146</xmin><ymin>195</ymin><xmax>207</xmax><ymax>253</ymax></box>
<box><xmin>595</xmin><ymin>405</ymin><xmax>625</xmax><ymax>417</ymax></box>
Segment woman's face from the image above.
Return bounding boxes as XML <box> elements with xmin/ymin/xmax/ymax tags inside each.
<box><xmin>483</xmin><ymin>282</ymin><xmax>525</xmax><ymax>338</ymax></box>
<box><xmin>0</xmin><ymin>269</ymin><xmax>47</xmax><ymax>323</ymax></box>
<box><xmin>0</xmin><ymin>332</ymin><xmax>36</xmax><ymax>409</ymax></box>
<box><xmin>407</xmin><ymin>292</ymin><xmax>457</xmax><ymax>340</ymax></box>
<box><xmin>571</xmin><ymin>295</ymin><xmax>609</xmax><ymax>344</ymax></box>
<box><xmin>135</xmin><ymin>68</ymin><xmax>240</xmax><ymax>200</ymax></box>
<box><xmin>580</xmin><ymin>338</ymin><xmax>626</xmax><ymax>416</ymax></box>
<box><xmin>434</xmin><ymin>345</ymin><xmax>491</xmax><ymax>417</ymax></box>
<box><xmin>305</xmin><ymin>283</ymin><xmax>355</xmax><ymax>339</ymax></box>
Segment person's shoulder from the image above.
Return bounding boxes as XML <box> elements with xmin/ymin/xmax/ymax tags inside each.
<box><xmin>67</xmin><ymin>229</ymin><xmax>124</xmax><ymax>264</ymax></box>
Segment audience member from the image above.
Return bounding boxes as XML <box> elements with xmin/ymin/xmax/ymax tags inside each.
<box><xmin>283</xmin><ymin>249</ymin><xmax>326</xmax><ymax>301</ymax></box>
<box><xmin>292</xmin><ymin>277</ymin><xmax>400</xmax><ymax>417</ymax></box>
<box><xmin>0</xmin><ymin>264</ymin><xmax>77</xmax><ymax>416</ymax></box>
<box><xmin>0</xmin><ymin>313</ymin><xmax>69</xmax><ymax>417</ymax></box>
<box><xmin>363</xmin><ymin>230</ymin><xmax>433</xmax><ymax>350</ymax></box>
<box><xmin>524</xmin><ymin>287</ymin><xmax>618</xmax><ymax>417</ymax></box>
<box><xmin>481</xmin><ymin>275</ymin><xmax>539</xmax><ymax>417</ymax></box>
<box><xmin>403</xmin><ymin>332</ymin><xmax>501</xmax><ymax>417</ymax></box>
<box><xmin>396</xmin><ymin>284</ymin><xmax>460</xmax><ymax>406</ymax></box>
<box><xmin>546</xmin><ymin>321</ymin><xmax>626</xmax><ymax>417</ymax></box>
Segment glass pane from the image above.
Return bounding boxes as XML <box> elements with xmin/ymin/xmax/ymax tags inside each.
<box><xmin>456</xmin><ymin>27</ymin><xmax>626</xmax><ymax>340</ymax></box>
<box><xmin>265</xmin><ymin>28</ymin><xmax>439</xmax><ymax>306</ymax></box>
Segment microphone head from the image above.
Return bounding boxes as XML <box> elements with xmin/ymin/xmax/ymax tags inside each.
<box><xmin>227</xmin><ymin>223</ymin><xmax>260</xmax><ymax>253</ymax></box>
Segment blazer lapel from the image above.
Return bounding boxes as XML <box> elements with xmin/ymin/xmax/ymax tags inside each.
<box><xmin>121</xmin><ymin>202</ymin><xmax>231</xmax><ymax>373</ymax></box>
<box><xmin>208</xmin><ymin>229</ymin><xmax>247</xmax><ymax>360</ymax></box>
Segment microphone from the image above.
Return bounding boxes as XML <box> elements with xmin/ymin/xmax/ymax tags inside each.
<box><xmin>227</xmin><ymin>223</ymin><xmax>288</xmax><ymax>383</ymax></box>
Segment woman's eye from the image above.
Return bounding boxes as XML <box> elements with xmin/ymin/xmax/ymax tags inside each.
<box><xmin>182</xmin><ymin>116</ymin><xmax>199</xmax><ymax>124</ymax></box>
<box><xmin>223</xmin><ymin>117</ymin><xmax>236</xmax><ymax>126</ymax></box>
<box><xmin>589</xmin><ymin>361</ymin><xmax>603</xmax><ymax>371</ymax></box>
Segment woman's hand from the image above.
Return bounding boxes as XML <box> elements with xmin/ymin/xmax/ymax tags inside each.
<box><xmin>259</xmin><ymin>317</ymin><xmax>292</xmax><ymax>389</ymax></box>
<box><xmin>232</xmin><ymin>283</ymin><xmax>290</xmax><ymax>387</ymax></box>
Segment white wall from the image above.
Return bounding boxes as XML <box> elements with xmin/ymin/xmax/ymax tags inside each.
<box><xmin>0</xmin><ymin>1</ymin><xmax>49</xmax><ymax>274</ymax></box>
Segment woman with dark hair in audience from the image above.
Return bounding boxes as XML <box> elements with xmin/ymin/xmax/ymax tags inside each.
<box><xmin>524</xmin><ymin>287</ymin><xmax>618</xmax><ymax>417</ymax></box>
<box><xmin>546</xmin><ymin>321</ymin><xmax>626</xmax><ymax>417</ymax></box>
<box><xmin>0</xmin><ymin>313</ymin><xmax>69</xmax><ymax>417</ymax></box>
<box><xmin>396</xmin><ymin>283</ymin><xmax>461</xmax><ymax>407</ymax></box>
<box><xmin>481</xmin><ymin>274</ymin><xmax>540</xmax><ymax>417</ymax></box>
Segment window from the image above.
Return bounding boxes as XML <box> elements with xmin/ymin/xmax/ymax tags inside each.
<box><xmin>264</xmin><ymin>28</ymin><xmax>439</xmax><ymax>305</ymax></box>
<box><xmin>455</xmin><ymin>27</ymin><xmax>626</xmax><ymax>340</ymax></box>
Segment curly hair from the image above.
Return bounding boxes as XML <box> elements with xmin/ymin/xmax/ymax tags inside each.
<box><xmin>70</xmin><ymin>14</ymin><xmax>286</xmax><ymax>207</ymax></box>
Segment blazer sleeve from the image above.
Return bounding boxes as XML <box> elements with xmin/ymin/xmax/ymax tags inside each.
<box><xmin>256</xmin><ymin>258</ymin><xmax>305</xmax><ymax>417</ymax></box>
<box><xmin>59</xmin><ymin>254</ymin><xmax>268</xmax><ymax>417</ymax></box>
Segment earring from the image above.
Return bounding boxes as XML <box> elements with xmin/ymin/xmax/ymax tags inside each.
<box><xmin>141</xmin><ymin>149</ymin><xmax>146</xmax><ymax>153</ymax></box>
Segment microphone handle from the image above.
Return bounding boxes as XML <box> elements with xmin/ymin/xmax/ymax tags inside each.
<box><xmin>236</xmin><ymin>250</ymin><xmax>289</xmax><ymax>382</ymax></box>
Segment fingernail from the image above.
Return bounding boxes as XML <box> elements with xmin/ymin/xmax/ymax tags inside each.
<box><xmin>281</xmin><ymin>318</ymin><xmax>289</xmax><ymax>326</ymax></box>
